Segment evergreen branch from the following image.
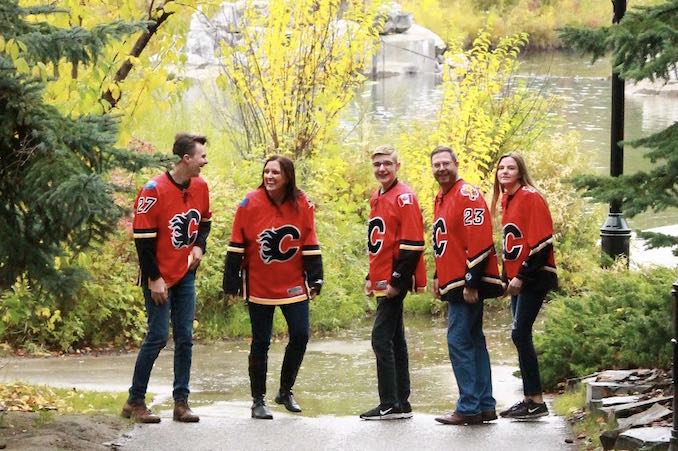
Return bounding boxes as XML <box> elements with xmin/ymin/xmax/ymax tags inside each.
<box><xmin>559</xmin><ymin>0</ymin><xmax>678</xmax><ymax>81</ymax></box>
<box><xmin>557</xmin><ymin>26</ymin><xmax>610</xmax><ymax>62</ymax></box>
<box><xmin>636</xmin><ymin>231</ymin><xmax>678</xmax><ymax>256</ymax></box>
<box><xmin>18</xmin><ymin>21</ymin><xmax>146</xmax><ymax>67</ymax></box>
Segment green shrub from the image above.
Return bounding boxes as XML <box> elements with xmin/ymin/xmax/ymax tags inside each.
<box><xmin>536</xmin><ymin>264</ymin><xmax>677</xmax><ymax>389</ymax></box>
<box><xmin>0</xmin><ymin>232</ymin><xmax>145</xmax><ymax>351</ymax></box>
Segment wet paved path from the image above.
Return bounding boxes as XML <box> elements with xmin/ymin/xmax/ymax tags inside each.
<box><xmin>1</xmin><ymin>315</ymin><xmax>574</xmax><ymax>450</ymax></box>
<box><xmin>119</xmin><ymin>401</ymin><xmax>572</xmax><ymax>451</ymax></box>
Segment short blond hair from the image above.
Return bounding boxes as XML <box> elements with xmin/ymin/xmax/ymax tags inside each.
<box><xmin>371</xmin><ymin>144</ymin><xmax>398</xmax><ymax>162</ymax></box>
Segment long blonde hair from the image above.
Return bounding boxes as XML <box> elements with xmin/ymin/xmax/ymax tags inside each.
<box><xmin>490</xmin><ymin>152</ymin><xmax>541</xmax><ymax>218</ymax></box>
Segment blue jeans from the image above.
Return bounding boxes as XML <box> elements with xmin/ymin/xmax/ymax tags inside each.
<box><xmin>248</xmin><ymin>300</ymin><xmax>310</xmax><ymax>397</ymax></box>
<box><xmin>128</xmin><ymin>270</ymin><xmax>196</xmax><ymax>402</ymax></box>
<box><xmin>511</xmin><ymin>289</ymin><xmax>546</xmax><ymax>396</ymax></box>
<box><xmin>447</xmin><ymin>301</ymin><xmax>495</xmax><ymax>415</ymax></box>
<box><xmin>372</xmin><ymin>291</ymin><xmax>410</xmax><ymax>406</ymax></box>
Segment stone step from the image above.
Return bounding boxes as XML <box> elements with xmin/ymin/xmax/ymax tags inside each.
<box><xmin>614</xmin><ymin>426</ymin><xmax>671</xmax><ymax>450</ymax></box>
<box><xmin>600</xmin><ymin>396</ymin><xmax>673</xmax><ymax>420</ymax></box>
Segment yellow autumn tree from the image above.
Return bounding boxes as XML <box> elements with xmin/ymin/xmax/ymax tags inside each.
<box><xmin>217</xmin><ymin>0</ymin><xmax>384</xmax><ymax>158</ymax></box>
<box><xmin>17</xmin><ymin>0</ymin><xmax>219</xmax><ymax>144</ymax></box>
<box><xmin>400</xmin><ymin>30</ymin><xmax>552</xmax><ymax>218</ymax></box>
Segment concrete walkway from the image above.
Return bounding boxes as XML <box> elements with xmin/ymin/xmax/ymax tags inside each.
<box><xmin>118</xmin><ymin>401</ymin><xmax>573</xmax><ymax>451</ymax></box>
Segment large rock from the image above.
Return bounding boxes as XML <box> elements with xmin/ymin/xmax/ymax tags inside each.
<box><xmin>379</xmin><ymin>2</ymin><xmax>413</xmax><ymax>35</ymax></box>
<box><xmin>184</xmin><ymin>1</ymin><xmax>445</xmax><ymax>77</ymax></box>
<box><xmin>368</xmin><ymin>24</ymin><xmax>446</xmax><ymax>77</ymax></box>
<box><xmin>614</xmin><ymin>427</ymin><xmax>670</xmax><ymax>450</ymax></box>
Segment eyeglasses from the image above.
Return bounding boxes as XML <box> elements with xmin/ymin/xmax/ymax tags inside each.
<box><xmin>372</xmin><ymin>161</ymin><xmax>395</xmax><ymax>168</ymax></box>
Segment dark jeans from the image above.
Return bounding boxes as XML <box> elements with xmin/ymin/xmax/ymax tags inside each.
<box><xmin>128</xmin><ymin>270</ymin><xmax>196</xmax><ymax>403</ymax></box>
<box><xmin>371</xmin><ymin>291</ymin><xmax>410</xmax><ymax>406</ymax></box>
<box><xmin>511</xmin><ymin>288</ymin><xmax>546</xmax><ymax>396</ymax></box>
<box><xmin>248</xmin><ymin>300</ymin><xmax>310</xmax><ymax>397</ymax></box>
<box><xmin>447</xmin><ymin>301</ymin><xmax>495</xmax><ymax>414</ymax></box>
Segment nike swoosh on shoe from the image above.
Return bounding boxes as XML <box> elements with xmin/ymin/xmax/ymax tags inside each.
<box><xmin>379</xmin><ymin>408</ymin><xmax>393</xmax><ymax>415</ymax></box>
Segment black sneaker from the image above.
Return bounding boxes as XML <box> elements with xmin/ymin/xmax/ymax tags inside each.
<box><xmin>508</xmin><ymin>400</ymin><xmax>549</xmax><ymax>419</ymax></box>
<box><xmin>499</xmin><ymin>400</ymin><xmax>526</xmax><ymax>418</ymax></box>
<box><xmin>359</xmin><ymin>403</ymin><xmax>404</xmax><ymax>420</ymax></box>
<box><xmin>400</xmin><ymin>401</ymin><xmax>413</xmax><ymax>419</ymax></box>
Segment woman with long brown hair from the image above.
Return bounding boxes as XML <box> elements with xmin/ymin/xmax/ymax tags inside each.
<box><xmin>491</xmin><ymin>153</ymin><xmax>557</xmax><ymax>420</ymax></box>
<box><xmin>223</xmin><ymin>155</ymin><xmax>324</xmax><ymax>419</ymax></box>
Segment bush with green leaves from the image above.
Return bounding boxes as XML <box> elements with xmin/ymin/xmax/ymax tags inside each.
<box><xmin>536</xmin><ymin>264</ymin><xmax>677</xmax><ymax>389</ymax></box>
<box><xmin>0</xmin><ymin>231</ymin><xmax>146</xmax><ymax>352</ymax></box>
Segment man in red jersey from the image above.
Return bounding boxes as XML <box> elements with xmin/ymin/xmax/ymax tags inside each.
<box><xmin>122</xmin><ymin>134</ymin><xmax>211</xmax><ymax>424</ymax></box>
<box><xmin>429</xmin><ymin>146</ymin><xmax>504</xmax><ymax>426</ymax></box>
<box><xmin>360</xmin><ymin>145</ymin><xmax>426</xmax><ymax>421</ymax></box>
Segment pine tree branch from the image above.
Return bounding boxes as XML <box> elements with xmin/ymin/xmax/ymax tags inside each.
<box><xmin>557</xmin><ymin>27</ymin><xmax>610</xmax><ymax>62</ymax></box>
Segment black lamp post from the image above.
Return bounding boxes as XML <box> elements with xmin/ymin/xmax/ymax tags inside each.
<box><xmin>600</xmin><ymin>0</ymin><xmax>631</xmax><ymax>264</ymax></box>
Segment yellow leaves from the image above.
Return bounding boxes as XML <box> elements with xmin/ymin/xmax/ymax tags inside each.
<box><xmin>0</xmin><ymin>36</ymin><xmax>5</xmax><ymax>52</ymax></box>
<box><xmin>107</xmin><ymin>83</ymin><xmax>121</xmax><ymax>101</ymax></box>
<box><xmin>14</xmin><ymin>58</ymin><xmax>30</xmax><ymax>74</ymax></box>
<box><xmin>4</xmin><ymin>38</ymin><xmax>21</xmax><ymax>60</ymax></box>
<box><xmin>0</xmin><ymin>383</ymin><xmax>62</xmax><ymax>412</ymax></box>
<box><xmin>161</xmin><ymin>2</ymin><xmax>179</xmax><ymax>14</ymax></box>
<box><xmin>221</xmin><ymin>0</ymin><xmax>384</xmax><ymax>158</ymax></box>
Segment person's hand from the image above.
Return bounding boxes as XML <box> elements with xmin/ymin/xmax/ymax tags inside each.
<box><xmin>364</xmin><ymin>280</ymin><xmax>373</xmax><ymax>297</ymax></box>
<box><xmin>507</xmin><ymin>277</ymin><xmax>523</xmax><ymax>296</ymax></box>
<box><xmin>149</xmin><ymin>277</ymin><xmax>168</xmax><ymax>304</ymax></box>
<box><xmin>463</xmin><ymin>286</ymin><xmax>479</xmax><ymax>304</ymax></box>
<box><xmin>432</xmin><ymin>278</ymin><xmax>440</xmax><ymax>299</ymax></box>
<box><xmin>189</xmin><ymin>247</ymin><xmax>204</xmax><ymax>271</ymax></box>
<box><xmin>385</xmin><ymin>284</ymin><xmax>400</xmax><ymax>298</ymax></box>
<box><xmin>309</xmin><ymin>287</ymin><xmax>319</xmax><ymax>300</ymax></box>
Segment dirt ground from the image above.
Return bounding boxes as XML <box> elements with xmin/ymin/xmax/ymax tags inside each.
<box><xmin>0</xmin><ymin>411</ymin><xmax>130</xmax><ymax>450</ymax></box>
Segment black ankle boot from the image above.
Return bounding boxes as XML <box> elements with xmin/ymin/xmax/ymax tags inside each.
<box><xmin>275</xmin><ymin>390</ymin><xmax>302</xmax><ymax>413</ymax></box>
<box><xmin>251</xmin><ymin>396</ymin><xmax>273</xmax><ymax>419</ymax></box>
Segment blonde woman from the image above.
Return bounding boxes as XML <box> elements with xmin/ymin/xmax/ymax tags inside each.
<box><xmin>491</xmin><ymin>153</ymin><xmax>557</xmax><ymax>420</ymax></box>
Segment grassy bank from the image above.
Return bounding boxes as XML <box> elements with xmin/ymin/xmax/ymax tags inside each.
<box><xmin>400</xmin><ymin>0</ymin><xmax>662</xmax><ymax>50</ymax></box>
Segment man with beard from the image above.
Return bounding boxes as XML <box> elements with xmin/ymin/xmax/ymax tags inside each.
<box><xmin>429</xmin><ymin>146</ymin><xmax>504</xmax><ymax>425</ymax></box>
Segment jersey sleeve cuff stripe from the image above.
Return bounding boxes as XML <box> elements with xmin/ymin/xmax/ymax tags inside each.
<box><xmin>481</xmin><ymin>276</ymin><xmax>504</xmax><ymax>285</ymax></box>
<box><xmin>439</xmin><ymin>279</ymin><xmax>465</xmax><ymax>295</ymax></box>
<box><xmin>302</xmin><ymin>250</ymin><xmax>322</xmax><ymax>256</ymax></box>
<box><xmin>133</xmin><ymin>232</ymin><xmax>157</xmax><ymax>238</ymax></box>
<box><xmin>227</xmin><ymin>246</ymin><xmax>245</xmax><ymax>253</ymax></box>
<box><xmin>528</xmin><ymin>236</ymin><xmax>553</xmax><ymax>256</ymax></box>
<box><xmin>466</xmin><ymin>248</ymin><xmax>491</xmax><ymax>268</ymax></box>
<box><xmin>400</xmin><ymin>244</ymin><xmax>425</xmax><ymax>251</ymax></box>
<box><xmin>400</xmin><ymin>240</ymin><xmax>425</xmax><ymax>246</ymax></box>
<box><xmin>302</xmin><ymin>244</ymin><xmax>321</xmax><ymax>250</ymax></box>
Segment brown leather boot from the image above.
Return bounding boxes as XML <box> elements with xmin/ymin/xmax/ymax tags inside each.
<box><xmin>121</xmin><ymin>401</ymin><xmax>161</xmax><ymax>423</ymax></box>
<box><xmin>434</xmin><ymin>411</ymin><xmax>482</xmax><ymax>425</ymax></box>
<box><xmin>173</xmin><ymin>400</ymin><xmax>200</xmax><ymax>423</ymax></box>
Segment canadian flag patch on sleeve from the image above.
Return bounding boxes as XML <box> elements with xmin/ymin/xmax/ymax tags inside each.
<box><xmin>398</xmin><ymin>193</ymin><xmax>414</xmax><ymax>207</ymax></box>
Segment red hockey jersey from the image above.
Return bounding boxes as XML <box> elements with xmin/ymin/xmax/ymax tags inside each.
<box><xmin>367</xmin><ymin>180</ymin><xmax>426</xmax><ymax>297</ymax></box>
<box><xmin>501</xmin><ymin>186</ymin><xmax>557</xmax><ymax>291</ymax></box>
<box><xmin>133</xmin><ymin>173</ymin><xmax>212</xmax><ymax>287</ymax></box>
<box><xmin>433</xmin><ymin>180</ymin><xmax>504</xmax><ymax>302</ymax></box>
<box><xmin>227</xmin><ymin>188</ymin><xmax>321</xmax><ymax>305</ymax></box>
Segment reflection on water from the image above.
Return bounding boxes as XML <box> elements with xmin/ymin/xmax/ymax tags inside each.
<box><xmin>2</xmin><ymin>307</ymin><xmax>533</xmax><ymax>416</ymax></box>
